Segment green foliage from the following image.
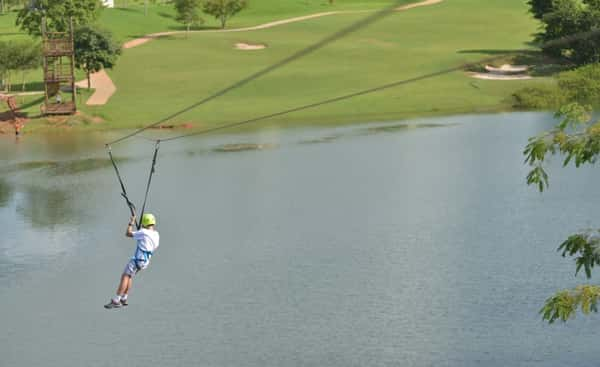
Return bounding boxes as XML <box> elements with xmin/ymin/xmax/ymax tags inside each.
<box><xmin>173</xmin><ymin>0</ymin><xmax>203</xmax><ymax>32</ymax></box>
<box><xmin>532</xmin><ymin>0</ymin><xmax>600</xmax><ymax>65</ymax></box>
<box><xmin>524</xmin><ymin>102</ymin><xmax>597</xmax><ymax>191</ymax></box>
<box><xmin>0</xmin><ymin>0</ymin><xmax>24</xmax><ymax>14</ymax></box>
<box><xmin>73</xmin><ymin>25</ymin><xmax>120</xmax><ymax>88</ymax></box>
<box><xmin>524</xmin><ymin>83</ymin><xmax>600</xmax><ymax>325</ymax></box>
<box><xmin>16</xmin><ymin>0</ymin><xmax>104</xmax><ymax>37</ymax></box>
<box><xmin>558</xmin><ymin>232</ymin><xmax>600</xmax><ymax>278</ymax></box>
<box><xmin>0</xmin><ymin>39</ymin><xmax>41</xmax><ymax>91</ymax></box>
<box><xmin>527</xmin><ymin>0</ymin><xmax>555</xmax><ymax>20</ymax></box>
<box><xmin>557</xmin><ymin>63</ymin><xmax>600</xmax><ymax>104</ymax></box>
<box><xmin>513</xmin><ymin>63</ymin><xmax>600</xmax><ymax>109</ymax></box>
<box><xmin>202</xmin><ymin>0</ymin><xmax>247</xmax><ymax>29</ymax></box>
<box><xmin>541</xmin><ymin>285</ymin><xmax>600</xmax><ymax>323</ymax></box>
<box><xmin>512</xmin><ymin>84</ymin><xmax>566</xmax><ymax>109</ymax></box>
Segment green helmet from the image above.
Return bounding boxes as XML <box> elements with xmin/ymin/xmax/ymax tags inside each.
<box><xmin>141</xmin><ymin>213</ymin><xmax>156</xmax><ymax>227</ymax></box>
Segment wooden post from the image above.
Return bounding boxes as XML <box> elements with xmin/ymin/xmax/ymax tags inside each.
<box><xmin>42</xmin><ymin>18</ymin><xmax>49</xmax><ymax>110</ymax></box>
<box><xmin>69</xmin><ymin>17</ymin><xmax>77</xmax><ymax>112</ymax></box>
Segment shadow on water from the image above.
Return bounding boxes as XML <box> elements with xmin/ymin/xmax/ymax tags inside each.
<box><xmin>32</xmin><ymin>132</ymin><xmax>107</xmax><ymax>156</ymax></box>
<box><xmin>363</xmin><ymin>123</ymin><xmax>449</xmax><ymax>134</ymax></box>
<box><xmin>45</xmin><ymin>157</ymin><xmax>126</xmax><ymax>176</ymax></box>
<box><xmin>299</xmin><ymin>122</ymin><xmax>455</xmax><ymax>145</ymax></box>
<box><xmin>212</xmin><ymin>143</ymin><xmax>279</xmax><ymax>153</ymax></box>
<box><xmin>0</xmin><ymin>157</ymin><xmax>131</xmax><ymax>176</ymax></box>
<box><xmin>16</xmin><ymin>185</ymin><xmax>77</xmax><ymax>228</ymax></box>
<box><xmin>299</xmin><ymin>135</ymin><xmax>342</xmax><ymax>145</ymax></box>
<box><xmin>0</xmin><ymin>178</ymin><xmax>13</xmax><ymax>208</ymax></box>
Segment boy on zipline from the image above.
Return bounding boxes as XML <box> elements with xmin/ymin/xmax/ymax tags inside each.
<box><xmin>104</xmin><ymin>213</ymin><xmax>160</xmax><ymax>309</ymax></box>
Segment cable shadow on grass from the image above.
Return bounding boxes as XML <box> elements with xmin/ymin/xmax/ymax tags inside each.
<box><xmin>157</xmin><ymin>12</ymin><xmax>174</xmax><ymax>19</ymax></box>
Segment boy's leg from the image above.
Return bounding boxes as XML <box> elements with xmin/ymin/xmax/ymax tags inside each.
<box><xmin>105</xmin><ymin>273</ymin><xmax>129</xmax><ymax>308</ymax></box>
<box><xmin>116</xmin><ymin>274</ymin><xmax>131</xmax><ymax>295</ymax></box>
<box><xmin>123</xmin><ymin>276</ymin><xmax>132</xmax><ymax>296</ymax></box>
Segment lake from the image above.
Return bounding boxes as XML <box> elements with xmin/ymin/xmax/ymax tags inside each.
<box><xmin>1</xmin><ymin>112</ymin><xmax>599</xmax><ymax>367</ymax></box>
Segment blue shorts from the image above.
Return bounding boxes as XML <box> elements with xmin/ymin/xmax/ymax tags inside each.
<box><xmin>123</xmin><ymin>259</ymin><xmax>149</xmax><ymax>277</ymax></box>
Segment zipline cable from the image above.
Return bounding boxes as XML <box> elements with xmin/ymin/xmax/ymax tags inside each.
<box><xmin>105</xmin><ymin>0</ymin><xmax>414</xmax><ymax>146</ymax></box>
<box><xmin>105</xmin><ymin>23</ymin><xmax>600</xmax><ymax>219</ymax></box>
<box><xmin>158</xmin><ymin>56</ymin><xmax>503</xmax><ymax>142</ymax></box>
<box><xmin>156</xmin><ymin>27</ymin><xmax>600</xmax><ymax>142</ymax></box>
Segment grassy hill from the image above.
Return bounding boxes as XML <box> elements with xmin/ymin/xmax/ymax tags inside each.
<box><xmin>0</xmin><ymin>0</ymin><xmax>542</xmax><ymax>133</ymax></box>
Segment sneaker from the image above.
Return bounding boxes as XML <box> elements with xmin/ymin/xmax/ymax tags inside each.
<box><xmin>120</xmin><ymin>298</ymin><xmax>128</xmax><ymax>306</ymax></box>
<box><xmin>104</xmin><ymin>299</ymin><xmax>122</xmax><ymax>309</ymax></box>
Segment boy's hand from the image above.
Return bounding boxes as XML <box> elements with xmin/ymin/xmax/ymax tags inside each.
<box><xmin>129</xmin><ymin>216</ymin><xmax>136</xmax><ymax>225</ymax></box>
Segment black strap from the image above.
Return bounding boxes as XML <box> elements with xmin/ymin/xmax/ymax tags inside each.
<box><xmin>138</xmin><ymin>140</ymin><xmax>160</xmax><ymax>230</ymax></box>
<box><xmin>107</xmin><ymin>144</ymin><xmax>139</xmax><ymax>228</ymax></box>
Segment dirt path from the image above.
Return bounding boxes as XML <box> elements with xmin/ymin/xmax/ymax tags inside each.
<box><xmin>123</xmin><ymin>0</ymin><xmax>445</xmax><ymax>49</ymax></box>
<box><xmin>82</xmin><ymin>0</ymin><xmax>445</xmax><ymax>106</ymax></box>
<box><xmin>75</xmin><ymin>70</ymin><xmax>117</xmax><ymax>105</ymax></box>
<box><xmin>396</xmin><ymin>0</ymin><xmax>444</xmax><ymax>11</ymax></box>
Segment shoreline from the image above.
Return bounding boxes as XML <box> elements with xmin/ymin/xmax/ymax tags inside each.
<box><xmin>3</xmin><ymin>105</ymin><xmax>540</xmax><ymax>138</ymax></box>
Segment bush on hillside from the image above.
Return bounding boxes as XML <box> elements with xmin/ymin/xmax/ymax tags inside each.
<box><xmin>512</xmin><ymin>85</ymin><xmax>566</xmax><ymax>109</ymax></box>
<box><xmin>557</xmin><ymin>63</ymin><xmax>600</xmax><ymax>105</ymax></box>
<box><xmin>513</xmin><ymin>63</ymin><xmax>600</xmax><ymax>109</ymax></box>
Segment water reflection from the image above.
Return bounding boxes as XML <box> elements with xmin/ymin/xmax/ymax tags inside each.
<box><xmin>45</xmin><ymin>157</ymin><xmax>123</xmax><ymax>176</ymax></box>
<box><xmin>16</xmin><ymin>185</ymin><xmax>77</xmax><ymax>228</ymax></box>
<box><xmin>298</xmin><ymin>122</ymin><xmax>455</xmax><ymax>145</ymax></box>
<box><xmin>364</xmin><ymin>122</ymin><xmax>450</xmax><ymax>134</ymax></box>
<box><xmin>36</xmin><ymin>132</ymin><xmax>107</xmax><ymax>156</ymax></box>
<box><xmin>212</xmin><ymin>143</ymin><xmax>279</xmax><ymax>153</ymax></box>
<box><xmin>0</xmin><ymin>157</ymin><xmax>131</xmax><ymax>176</ymax></box>
<box><xmin>0</xmin><ymin>178</ymin><xmax>13</xmax><ymax>208</ymax></box>
<box><xmin>298</xmin><ymin>135</ymin><xmax>341</xmax><ymax>145</ymax></box>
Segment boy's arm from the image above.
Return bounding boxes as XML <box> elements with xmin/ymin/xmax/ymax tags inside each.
<box><xmin>125</xmin><ymin>216</ymin><xmax>136</xmax><ymax>238</ymax></box>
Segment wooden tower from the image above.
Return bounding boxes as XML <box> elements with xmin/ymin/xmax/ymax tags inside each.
<box><xmin>42</xmin><ymin>18</ymin><xmax>76</xmax><ymax>115</ymax></box>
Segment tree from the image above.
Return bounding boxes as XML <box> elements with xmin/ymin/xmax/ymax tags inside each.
<box><xmin>73</xmin><ymin>25</ymin><xmax>121</xmax><ymax>89</ymax></box>
<box><xmin>15</xmin><ymin>40</ymin><xmax>42</xmax><ymax>93</ymax></box>
<box><xmin>527</xmin><ymin>0</ymin><xmax>555</xmax><ymax>20</ymax></box>
<box><xmin>0</xmin><ymin>40</ymin><xmax>28</xmax><ymax>92</ymax></box>
<box><xmin>524</xmin><ymin>100</ymin><xmax>600</xmax><ymax>323</ymax></box>
<box><xmin>1</xmin><ymin>39</ymin><xmax>42</xmax><ymax>94</ymax></box>
<box><xmin>16</xmin><ymin>0</ymin><xmax>104</xmax><ymax>37</ymax></box>
<box><xmin>529</xmin><ymin>0</ymin><xmax>600</xmax><ymax>65</ymax></box>
<box><xmin>202</xmin><ymin>0</ymin><xmax>247</xmax><ymax>29</ymax></box>
<box><xmin>174</xmin><ymin>0</ymin><xmax>203</xmax><ymax>35</ymax></box>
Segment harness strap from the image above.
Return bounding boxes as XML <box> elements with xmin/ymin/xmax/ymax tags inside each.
<box><xmin>107</xmin><ymin>145</ymin><xmax>139</xmax><ymax>228</ymax></box>
<box><xmin>133</xmin><ymin>249</ymin><xmax>154</xmax><ymax>270</ymax></box>
<box><xmin>138</xmin><ymin>140</ymin><xmax>160</xmax><ymax>230</ymax></box>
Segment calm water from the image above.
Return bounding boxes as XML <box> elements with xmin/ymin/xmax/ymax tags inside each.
<box><xmin>1</xmin><ymin>112</ymin><xmax>599</xmax><ymax>367</ymax></box>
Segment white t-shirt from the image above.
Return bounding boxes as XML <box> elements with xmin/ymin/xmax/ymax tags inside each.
<box><xmin>132</xmin><ymin>228</ymin><xmax>160</xmax><ymax>265</ymax></box>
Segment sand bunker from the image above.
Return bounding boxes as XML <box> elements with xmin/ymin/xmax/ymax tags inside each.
<box><xmin>484</xmin><ymin>64</ymin><xmax>529</xmax><ymax>73</ymax></box>
<box><xmin>469</xmin><ymin>64</ymin><xmax>532</xmax><ymax>80</ymax></box>
<box><xmin>235</xmin><ymin>42</ymin><xmax>267</xmax><ymax>50</ymax></box>
<box><xmin>469</xmin><ymin>73</ymin><xmax>532</xmax><ymax>80</ymax></box>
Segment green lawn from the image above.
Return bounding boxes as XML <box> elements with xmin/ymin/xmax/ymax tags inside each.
<box><xmin>1</xmin><ymin>0</ymin><xmax>544</xmax><ymax>134</ymax></box>
<box><xmin>78</xmin><ymin>0</ymin><xmax>540</xmax><ymax>133</ymax></box>
<box><xmin>0</xmin><ymin>0</ymin><xmax>416</xmax><ymax>43</ymax></box>
<box><xmin>101</xmin><ymin>0</ymin><xmax>414</xmax><ymax>42</ymax></box>
<box><xmin>0</xmin><ymin>0</ymin><xmax>415</xmax><ymax>93</ymax></box>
